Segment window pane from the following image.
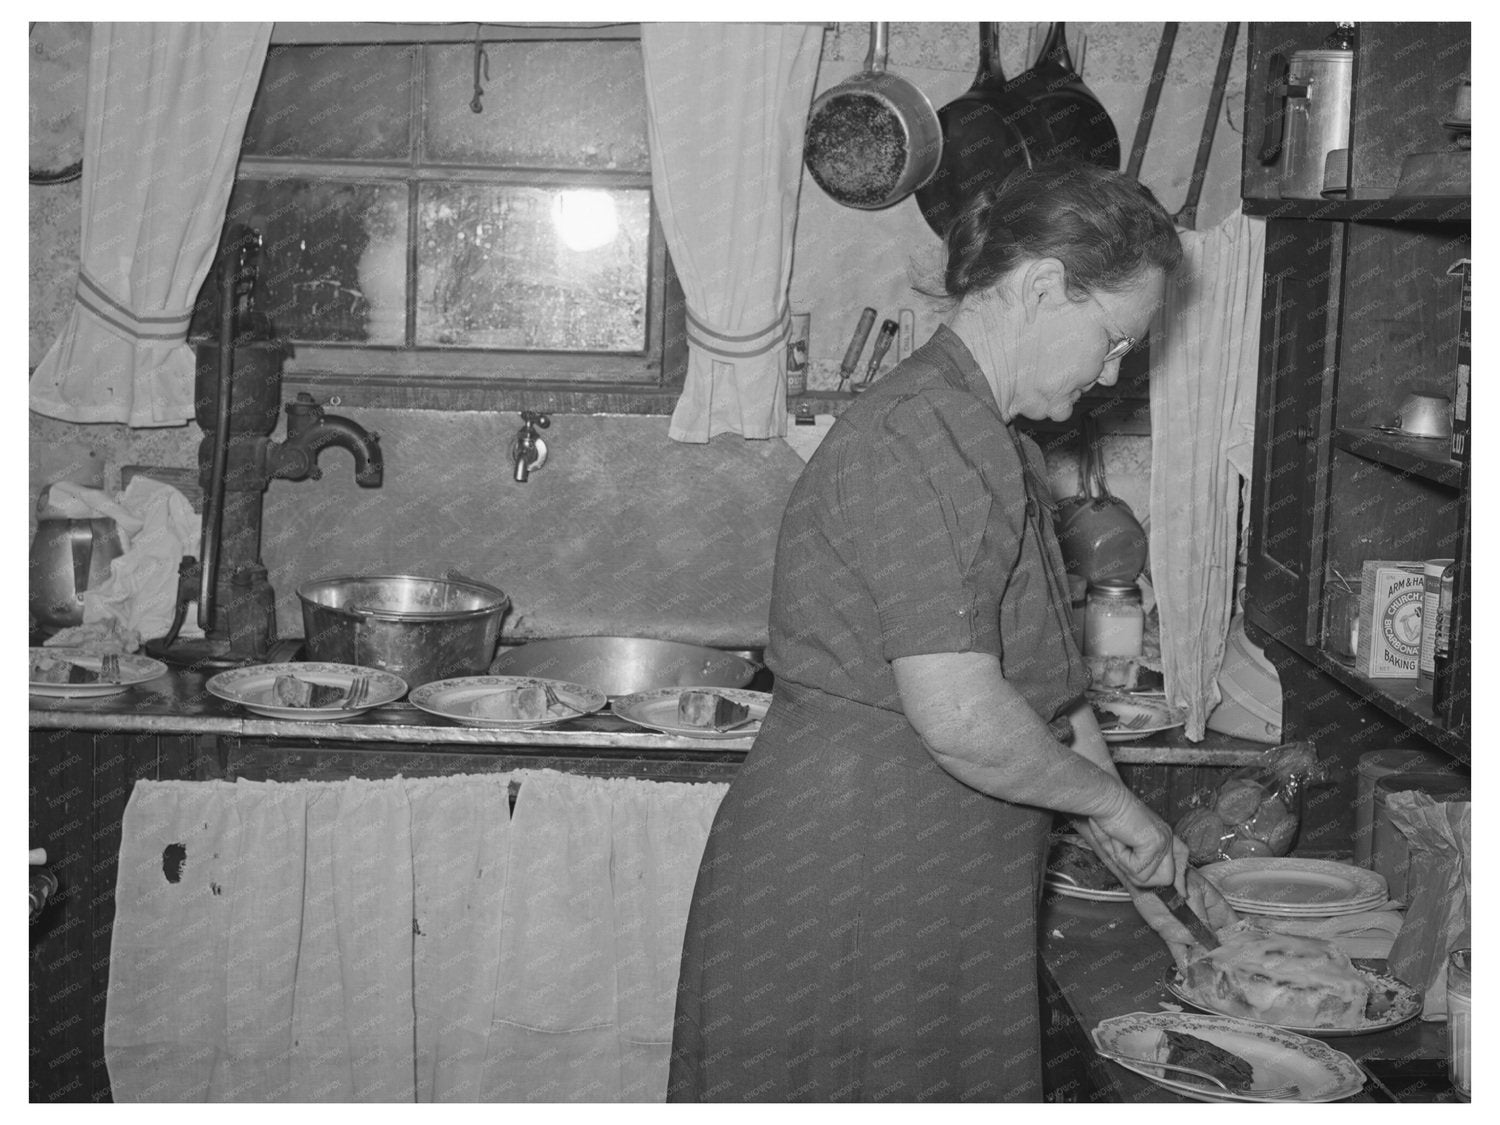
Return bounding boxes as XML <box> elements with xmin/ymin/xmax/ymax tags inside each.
<box><xmin>220</xmin><ymin>178</ymin><xmax>408</xmax><ymax>344</ymax></box>
<box><xmin>416</xmin><ymin>184</ymin><xmax>649</xmax><ymax>351</ymax></box>
<box><xmin>423</xmin><ymin>41</ymin><xmax>649</xmax><ymax>171</ymax></box>
<box><xmin>243</xmin><ymin>45</ymin><xmax>414</xmax><ymax>161</ymax></box>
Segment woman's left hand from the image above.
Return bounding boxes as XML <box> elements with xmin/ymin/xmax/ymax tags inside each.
<box><xmin>1127</xmin><ymin>866</ymin><xmax>1240</xmax><ymax>968</ymax></box>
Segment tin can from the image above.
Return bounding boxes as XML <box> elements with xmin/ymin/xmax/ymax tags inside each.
<box><xmin>1418</xmin><ymin>558</ymin><xmax>1454</xmax><ymax>685</ymax></box>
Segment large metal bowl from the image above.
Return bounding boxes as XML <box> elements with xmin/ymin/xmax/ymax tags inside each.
<box><xmin>298</xmin><ymin>574</ymin><xmax>510</xmax><ymax>688</ymax></box>
<box><xmin>489</xmin><ymin>635</ymin><xmax>759</xmax><ymax>700</ymax></box>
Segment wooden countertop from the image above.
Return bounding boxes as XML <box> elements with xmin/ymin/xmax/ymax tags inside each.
<box><xmin>1037</xmin><ymin>892</ymin><xmax>1454</xmax><ymax>1103</ymax></box>
<box><xmin>29</xmin><ymin>667</ymin><xmax>1272</xmax><ymax>764</ymax></box>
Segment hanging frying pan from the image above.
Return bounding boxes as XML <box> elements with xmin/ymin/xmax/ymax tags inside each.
<box><xmin>803</xmin><ymin>22</ymin><xmax>943</xmax><ymax>211</ymax></box>
<box><xmin>914</xmin><ymin>22</ymin><xmax>1052</xmax><ymax>238</ymax></box>
<box><xmin>1010</xmin><ymin>23</ymin><xmax>1120</xmax><ymax>170</ymax></box>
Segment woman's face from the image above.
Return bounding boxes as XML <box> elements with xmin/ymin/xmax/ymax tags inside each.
<box><xmin>1012</xmin><ymin>266</ymin><xmax>1167</xmax><ymax>422</ymax></box>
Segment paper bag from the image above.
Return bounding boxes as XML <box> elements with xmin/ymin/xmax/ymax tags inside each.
<box><xmin>1385</xmin><ymin>791</ymin><xmax>1471</xmax><ymax>1019</ymax></box>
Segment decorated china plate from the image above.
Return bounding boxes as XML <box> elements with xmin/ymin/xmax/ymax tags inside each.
<box><xmin>1162</xmin><ymin>966</ymin><xmax>1421</xmax><ymax>1038</ymax></box>
<box><xmin>206</xmin><ymin>662</ymin><xmax>407</xmax><ymax>722</ymax></box>
<box><xmin>611</xmin><ymin>687</ymin><xmax>771</xmax><ymax>741</ymax></box>
<box><xmin>1198</xmin><ymin>859</ymin><xmax>1388</xmax><ymax>917</ymax></box>
<box><xmin>29</xmin><ymin>647</ymin><xmax>168</xmax><ymax>698</ymax></box>
<box><xmin>408</xmin><ymin>675</ymin><xmax>605</xmax><ymax>730</ymax></box>
<box><xmin>1091</xmin><ymin>1011</ymin><xmax>1364</xmax><ymax>1102</ymax></box>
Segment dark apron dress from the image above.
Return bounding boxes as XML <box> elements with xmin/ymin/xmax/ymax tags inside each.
<box><xmin>669</xmin><ymin>326</ymin><xmax>1089</xmax><ymax>1102</ymax></box>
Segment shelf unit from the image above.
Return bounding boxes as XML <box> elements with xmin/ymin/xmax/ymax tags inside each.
<box><xmin>1241</xmin><ymin>22</ymin><xmax>1470</xmax><ymax>765</ymax></box>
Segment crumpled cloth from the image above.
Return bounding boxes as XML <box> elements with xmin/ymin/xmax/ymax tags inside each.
<box><xmin>41</xmin><ymin>477</ymin><xmax>201</xmax><ymax>651</ymax></box>
<box><xmin>1257</xmin><ymin>907</ymin><xmax>1406</xmax><ymax>962</ymax></box>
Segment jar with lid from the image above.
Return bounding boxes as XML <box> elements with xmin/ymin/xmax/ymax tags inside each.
<box><xmin>1084</xmin><ymin>580</ymin><xmax>1144</xmax><ymax>658</ymax></box>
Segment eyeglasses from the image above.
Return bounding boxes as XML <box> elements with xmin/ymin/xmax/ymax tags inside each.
<box><xmin>1086</xmin><ymin>291</ymin><xmax>1137</xmax><ymax>363</ymax></box>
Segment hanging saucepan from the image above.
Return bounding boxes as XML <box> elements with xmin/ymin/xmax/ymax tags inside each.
<box><xmin>1009</xmin><ymin>23</ymin><xmax>1120</xmax><ymax>171</ymax></box>
<box><xmin>914</xmin><ymin>22</ymin><xmax>1053</xmax><ymax>238</ymax></box>
<box><xmin>803</xmin><ymin>22</ymin><xmax>943</xmax><ymax>210</ymax></box>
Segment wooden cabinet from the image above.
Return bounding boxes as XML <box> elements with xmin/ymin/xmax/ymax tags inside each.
<box><xmin>1242</xmin><ymin>22</ymin><xmax>1470</xmax><ymax>765</ymax></box>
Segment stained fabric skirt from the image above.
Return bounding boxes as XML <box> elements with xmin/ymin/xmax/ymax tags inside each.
<box><xmin>667</xmin><ymin>683</ymin><xmax>1052</xmax><ymax>1102</ymax></box>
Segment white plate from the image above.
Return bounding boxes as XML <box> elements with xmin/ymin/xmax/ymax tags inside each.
<box><xmin>29</xmin><ymin>648</ymin><xmax>168</xmax><ymax>697</ymax></box>
<box><xmin>1089</xmin><ymin>693</ymin><xmax>1186</xmax><ymax>743</ymax></box>
<box><xmin>612</xmin><ymin>687</ymin><xmax>771</xmax><ymax>740</ymax></box>
<box><xmin>206</xmin><ymin>662</ymin><xmax>408</xmax><ymax>721</ymax></box>
<box><xmin>1091</xmin><ymin>1011</ymin><xmax>1365</xmax><ymax>1102</ymax></box>
<box><xmin>1044</xmin><ymin>876</ymin><xmax>1132</xmax><ymax>903</ymax></box>
<box><xmin>1164</xmin><ymin>967</ymin><xmax>1422</xmax><ymax>1038</ymax></box>
<box><xmin>1200</xmin><ymin>859</ymin><xmax>1388</xmax><ymax>916</ymax></box>
<box><xmin>408</xmin><ymin>675</ymin><xmax>606</xmax><ymax>730</ymax></box>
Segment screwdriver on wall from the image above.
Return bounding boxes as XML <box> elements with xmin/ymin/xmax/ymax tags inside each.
<box><xmin>855</xmin><ymin>318</ymin><xmax>900</xmax><ymax>392</ymax></box>
<box><xmin>837</xmin><ymin>307</ymin><xmax>878</xmax><ymax>392</ymax></box>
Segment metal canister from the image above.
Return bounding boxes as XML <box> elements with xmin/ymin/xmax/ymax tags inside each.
<box><xmin>1262</xmin><ymin>30</ymin><xmax>1355</xmax><ymax>200</ymax></box>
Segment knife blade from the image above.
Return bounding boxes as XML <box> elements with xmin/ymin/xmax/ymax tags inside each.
<box><xmin>1151</xmin><ymin>884</ymin><xmax>1220</xmax><ymax>950</ymax></box>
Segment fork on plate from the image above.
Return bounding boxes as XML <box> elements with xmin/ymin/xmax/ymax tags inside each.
<box><xmin>100</xmin><ymin>653</ymin><xmax>121</xmax><ymax>683</ymax></box>
<box><xmin>539</xmin><ymin>681</ymin><xmax>575</xmax><ymax>715</ymax></box>
<box><xmin>341</xmin><ymin>674</ymin><xmax>372</xmax><ymax>709</ymax></box>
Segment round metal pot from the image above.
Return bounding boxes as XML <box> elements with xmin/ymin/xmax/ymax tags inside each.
<box><xmin>803</xmin><ymin>22</ymin><xmax>943</xmax><ymax>211</ymax></box>
<box><xmin>489</xmin><ymin>636</ymin><xmax>760</xmax><ymax>700</ymax></box>
<box><xmin>298</xmin><ymin>574</ymin><xmax>510</xmax><ymax>688</ymax></box>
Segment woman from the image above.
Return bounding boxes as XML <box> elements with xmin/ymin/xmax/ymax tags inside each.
<box><xmin>668</xmin><ymin>162</ymin><xmax>1235</xmax><ymax>1103</ymax></box>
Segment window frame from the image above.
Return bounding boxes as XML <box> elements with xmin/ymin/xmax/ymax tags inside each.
<box><xmin>223</xmin><ymin>22</ymin><xmax>687</xmax><ymax>415</ymax></box>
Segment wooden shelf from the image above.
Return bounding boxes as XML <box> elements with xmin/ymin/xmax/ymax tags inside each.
<box><xmin>1333</xmin><ymin>427</ymin><xmax>1465</xmax><ymax>488</ymax></box>
<box><xmin>1305</xmin><ymin>647</ymin><xmax>1469</xmax><ymax>761</ymax></box>
<box><xmin>1242</xmin><ymin>196</ymin><xmax>1469</xmax><ymax>223</ymax></box>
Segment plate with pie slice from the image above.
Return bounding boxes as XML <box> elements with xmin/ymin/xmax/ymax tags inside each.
<box><xmin>206</xmin><ymin>662</ymin><xmax>408</xmax><ymax>721</ymax></box>
<box><xmin>1088</xmin><ymin>692</ymin><xmax>1186</xmax><ymax>743</ymax></box>
<box><xmin>29</xmin><ymin>648</ymin><xmax>168</xmax><ymax>698</ymax></box>
<box><xmin>408</xmin><ymin>675</ymin><xmax>606</xmax><ymax>730</ymax></box>
<box><xmin>612</xmin><ymin>687</ymin><xmax>771</xmax><ymax>740</ymax></box>
<box><xmin>1092</xmin><ymin>1012</ymin><xmax>1364</xmax><ymax>1102</ymax></box>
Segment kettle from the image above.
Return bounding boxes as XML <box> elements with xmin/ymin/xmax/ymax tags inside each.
<box><xmin>29</xmin><ymin>495</ymin><xmax>124</xmax><ymax>635</ymax></box>
<box><xmin>1260</xmin><ymin>24</ymin><xmax>1355</xmax><ymax>199</ymax></box>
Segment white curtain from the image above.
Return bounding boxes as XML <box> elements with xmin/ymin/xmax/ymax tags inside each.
<box><xmin>1148</xmin><ymin>211</ymin><xmax>1266</xmax><ymax>739</ymax></box>
<box><xmin>29</xmin><ymin>23</ymin><xmax>271</xmax><ymax>427</ymax></box>
<box><xmin>104</xmin><ymin>770</ymin><xmax>726</xmax><ymax>1102</ymax></box>
<box><xmin>641</xmin><ymin>22</ymin><xmax>823</xmax><ymax>443</ymax></box>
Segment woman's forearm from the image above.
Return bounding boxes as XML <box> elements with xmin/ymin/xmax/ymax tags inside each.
<box><xmin>892</xmin><ymin>650</ymin><xmax>1132</xmax><ymax>820</ymax></box>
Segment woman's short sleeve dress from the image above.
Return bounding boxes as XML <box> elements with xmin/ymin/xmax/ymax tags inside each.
<box><xmin>668</xmin><ymin>324</ymin><xmax>1089</xmax><ymax>1102</ymax></box>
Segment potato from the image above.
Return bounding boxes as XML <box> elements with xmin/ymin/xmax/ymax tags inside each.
<box><xmin>1244</xmin><ymin>794</ymin><xmax>1298</xmax><ymax>854</ymax></box>
<box><xmin>1176</xmin><ymin>807</ymin><xmax>1232</xmax><ymax>865</ymax></box>
<box><xmin>1215</xmin><ymin>778</ymin><xmax>1267</xmax><ymax>824</ymax></box>
<box><xmin>1226</xmin><ymin>834</ymin><xmax>1274</xmax><ymax>859</ymax></box>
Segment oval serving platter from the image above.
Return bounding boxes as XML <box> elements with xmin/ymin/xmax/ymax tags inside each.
<box><xmin>1162</xmin><ymin>966</ymin><xmax>1422</xmax><ymax>1038</ymax></box>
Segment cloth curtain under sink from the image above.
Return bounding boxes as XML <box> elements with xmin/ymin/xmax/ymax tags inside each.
<box><xmin>104</xmin><ymin>770</ymin><xmax>726</xmax><ymax>1102</ymax></box>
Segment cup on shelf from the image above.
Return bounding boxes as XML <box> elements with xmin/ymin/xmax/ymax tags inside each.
<box><xmin>1396</xmin><ymin>391</ymin><xmax>1453</xmax><ymax>439</ymax></box>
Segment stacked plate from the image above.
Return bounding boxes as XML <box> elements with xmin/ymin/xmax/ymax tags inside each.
<box><xmin>1199</xmin><ymin>858</ymin><xmax>1388</xmax><ymax>918</ymax></box>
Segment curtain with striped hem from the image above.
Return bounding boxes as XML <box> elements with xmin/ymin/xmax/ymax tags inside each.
<box><xmin>641</xmin><ymin>23</ymin><xmax>822</xmax><ymax>443</ymax></box>
<box><xmin>28</xmin><ymin>23</ymin><xmax>270</xmax><ymax>427</ymax></box>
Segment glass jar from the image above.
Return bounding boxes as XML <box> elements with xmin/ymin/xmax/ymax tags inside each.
<box><xmin>1447</xmin><ymin>948</ymin><xmax>1471</xmax><ymax>1099</ymax></box>
<box><xmin>1084</xmin><ymin>580</ymin><xmax>1144</xmax><ymax>658</ymax></box>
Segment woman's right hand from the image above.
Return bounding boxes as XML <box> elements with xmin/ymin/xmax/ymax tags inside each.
<box><xmin>1087</xmin><ymin>791</ymin><xmax>1179</xmax><ymax>887</ymax></box>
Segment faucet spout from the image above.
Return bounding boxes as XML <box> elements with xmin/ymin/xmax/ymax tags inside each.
<box><xmin>270</xmin><ymin>394</ymin><xmax>384</xmax><ymax>485</ymax></box>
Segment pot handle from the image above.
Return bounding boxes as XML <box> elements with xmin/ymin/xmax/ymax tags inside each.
<box><xmin>1258</xmin><ymin>50</ymin><xmax>1291</xmax><ymax>164</ymax></box>
<box><xmin>977</xmin><ymin>22</ymin><xmax>1006</xmax><ymax>85</ymax></box>
<box><xmin>863</xmin><ymin>22</ymin><xmax>889</xmax><ymax>76</ymax></box>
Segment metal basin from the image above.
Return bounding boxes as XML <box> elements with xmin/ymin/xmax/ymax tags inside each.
<box><xmin>489</xmin><ymin>635</ymin><xmax>760</xmax><ymax>700</ymax></box>
<box><xmin>298</xmin><ymin>573</ymin><xmax>510</xmax><ymax>688</ymax></box>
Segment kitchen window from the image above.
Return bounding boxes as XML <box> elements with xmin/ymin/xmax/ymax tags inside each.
<box><xmin>190</xmin><ymin>23</ymin><xmax>686</xmax><ymax>411</ymax></box>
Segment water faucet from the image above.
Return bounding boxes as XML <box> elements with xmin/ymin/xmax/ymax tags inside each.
<box><xmin>269</xmin><ymin>393</ymin><xmax>384</xmax><ymax>486</ymax></box>
<box><xmin>512</xmin><ymin>411</ymin><xmax>550</xmax><ymax>483</ymax></box>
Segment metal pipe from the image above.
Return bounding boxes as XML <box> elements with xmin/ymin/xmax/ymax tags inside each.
<box><xmin>197</xmin><ymin>239</ymin><xmax>241</xmax><ymax>631</ymax></box>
